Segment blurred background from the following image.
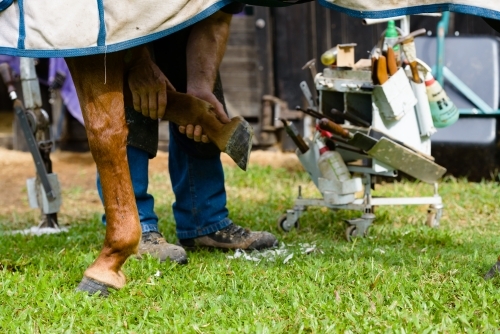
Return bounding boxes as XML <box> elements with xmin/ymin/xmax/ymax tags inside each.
<box><xmin>1</xmin><ymin>4</ymin><xmax>499</xmax><ymax>180</ymax></box>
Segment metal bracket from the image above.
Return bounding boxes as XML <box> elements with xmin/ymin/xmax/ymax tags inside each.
<box><xmin>14</xmin><ymin>103</ymin><xmax>55</xmax><ymax>200</ymax></box>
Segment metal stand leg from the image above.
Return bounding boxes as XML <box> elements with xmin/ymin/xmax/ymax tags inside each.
<box><xmin>426</xmin><ymin>183</ymin><xmax>443</xmax><ymax>228</ymax></box>
<box><xmin>2</xmin><ymin>59</ymin><xmax>63</xmax><ymax>233</ymax></box>
<box><xmin>18</xmin><ymin>59</ymin><xmax>61</xmax><ymax>229</ymax></box>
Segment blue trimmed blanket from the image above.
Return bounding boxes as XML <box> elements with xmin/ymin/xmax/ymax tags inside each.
<box><xmin>1</xmin><ymin>0</ymin><xmax>499</xmax><ymax>58</ymax></box>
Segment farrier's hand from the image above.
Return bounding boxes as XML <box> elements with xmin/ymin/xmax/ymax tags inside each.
<box><xmin>179</xmin><ymin>87</ymin><xmax>231</xmax><ymax>143</ymax></box>
<box><xmin>127</xmin><ymin>55</ymin><xmax>176</xmax><ymax>120</ymax></box>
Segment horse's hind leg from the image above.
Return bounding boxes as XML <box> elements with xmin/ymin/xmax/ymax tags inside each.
<box><xmin>66</xmin><ymin>52</ymin><xmax>141</xmax><ymax>295</ymax></box>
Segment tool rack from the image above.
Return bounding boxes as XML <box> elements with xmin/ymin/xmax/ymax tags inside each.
<box><xmin>278</xmin><ymin>64</ymin><xmax>446</xmax><ymax>241</ymax></box>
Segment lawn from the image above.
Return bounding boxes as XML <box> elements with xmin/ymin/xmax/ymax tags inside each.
<box><xmin>1</xmin><ymin>163</ymin><xmax>499</xmax><ymax>333</ymax></box>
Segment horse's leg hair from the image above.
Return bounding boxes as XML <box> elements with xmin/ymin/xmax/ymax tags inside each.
<box><xmin>66</xmin><ymin>52</ymin><xmax>141</xmax><ymax>292</ymax></box>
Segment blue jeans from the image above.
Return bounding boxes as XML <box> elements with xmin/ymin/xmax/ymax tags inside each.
<box><xmin>97</xmin><ymin>129</ymin><xmax>232</xmax><ymax>239</ymax></box>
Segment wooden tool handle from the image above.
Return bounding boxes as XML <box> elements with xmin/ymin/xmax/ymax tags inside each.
<box><xmin>280</xmin><ymin>119</ymin><xmax>309</xmax><ymax>153</ymax></box>
<box><xmin>386</xmin><ymin>47</ymin><xmax>398</xmax><ymax>76</ymax></box>
<box><xmin>377</xmin><ymin>55</ymin><xmax>389</xmax><ymax>85</ymax></box>
<box><xmin>319</xmin><ymin>118</ymin><xmax>352</xmax><ymax>139</ymax></box>
<box><xmin>409</xmin><ymin>61</ymin><xmax>422</xmax><ymax>83</ymax></box>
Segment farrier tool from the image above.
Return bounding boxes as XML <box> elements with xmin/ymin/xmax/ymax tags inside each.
<box><xmin>319</xmin><ymin>118</ymin><xmax>446</xmax><ymax>183</ymax></box>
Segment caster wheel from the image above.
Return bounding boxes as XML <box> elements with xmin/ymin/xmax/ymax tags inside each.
<box><xmin>345</xmin><ymin>225</ymin><xmax>369</xmax><ymax>242</ymax></box>
<box><xmin>345</xmin><ymin>225</ymin><xmax>357</xmax><ymax>242</ymax></box>
<box><xmin>426</xmin><ymin>208</ymin><xmax>442</xmax><ymax>228</ymax></box>
<box><xmin>277</xmin><ymin>214</ymin><xmax>299</xmax><ymax>232</ymax></box>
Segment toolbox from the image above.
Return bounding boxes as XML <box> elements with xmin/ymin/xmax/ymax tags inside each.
<box><xmin>278</xmin><ymin>24</ymin><xmax>449</xmax><ymax>240</ymax></box>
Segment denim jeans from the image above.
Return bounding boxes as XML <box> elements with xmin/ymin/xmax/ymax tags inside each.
<box><xmin>97</xmin><ymin>127</ymin><xmax>232</xmax><ymax>239</ymax></box>
<box><xmin>168</xmin><ymin>123</ymin><xmax>231</xmax><ymax>239</ymax></box>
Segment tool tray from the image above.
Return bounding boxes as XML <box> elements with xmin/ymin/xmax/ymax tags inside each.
<box><xmin>278</xmin><ymin>66</ymin><xmax>445</xmax><ymax>240</ymax></box>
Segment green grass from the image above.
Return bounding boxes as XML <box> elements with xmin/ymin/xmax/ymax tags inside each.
<box><xmin>1</xmin><ymin>165</ymin><xmax>500</xmax><ymax>333</ymax></box>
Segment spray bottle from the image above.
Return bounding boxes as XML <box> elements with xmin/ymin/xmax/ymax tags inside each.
<box><xmin>316</xmin><ymin>140</ymin><xmax>351</xmax><ymax>182</ymax></box>
<box><xmin>424</xmin><ymin>71</ymin><xmax>459</xmax><ymax>128</ymax></box>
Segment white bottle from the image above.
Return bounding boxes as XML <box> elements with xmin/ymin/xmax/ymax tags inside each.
<box><xmin>317</xmin><ymin>140</ymin><xmax>351</xmax><ymax>182</ymax></box>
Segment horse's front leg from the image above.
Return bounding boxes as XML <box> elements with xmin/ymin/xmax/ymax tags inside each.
<box><xmin>66</xmin><ymin>52</ymin><xmax>141</xmax><ymax>295</ymax></box>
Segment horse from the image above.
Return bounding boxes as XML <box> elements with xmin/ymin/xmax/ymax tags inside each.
<box><xmin>64</xmin><ymin>50</ymin><xmax>252</xmax><ymax>295</ymax></box>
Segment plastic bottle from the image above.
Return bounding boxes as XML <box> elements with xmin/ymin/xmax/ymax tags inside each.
<box><xmin>384</xmin><ymin>20</ymin><xmax>399</xmax><ymax>50</ymax></box>
<box><xmin>317</xmin><ymin>140</ymin><xmax>351</xmax><ymax>182</ymax></box>
<box><xmin>424</xmin><ymin>72</ymin><xmax>459</xmax><ymax>128</ymax></box>
<box><xmin>320</xmin><ymin>46</ymin><xmax>338</xmax><ymax>66</ymax></box>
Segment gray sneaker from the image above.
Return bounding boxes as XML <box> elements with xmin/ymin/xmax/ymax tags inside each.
<box><xmin>137</xmin><ymin>232</ymin><xmax>188</xmax><ymax>264</ymax></box>
<box><xmin>178</xmin><ymin>223</ymin><xmax>278</xmax><ymax>250</ymax></box>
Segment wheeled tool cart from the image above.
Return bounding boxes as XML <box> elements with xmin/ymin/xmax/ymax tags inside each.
<box><xmin>278</xmin><ymin>22</ymin><xmax>454</xmax><ymax>241</ymax></box>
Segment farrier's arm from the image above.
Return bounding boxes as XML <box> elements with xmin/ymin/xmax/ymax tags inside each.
<box><xmin>182</xmin><ymin>10</ymin><xmax>233</xmax><ymax>143</ymax></box>
<box><xmin>125</xmin><ymin>45</ymin><xmax>175</xmax><ymax>120</ymax></box>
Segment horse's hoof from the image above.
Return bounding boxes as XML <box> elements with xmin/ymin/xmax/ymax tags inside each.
<box><xmin>76</xmin><ymin>277</ymin><xmax>114</xmax><ymax>297</ymax></box>
<box><xmin>484</xmin><ymin>261</ymin><xmax>500</xmax><ymax>280</ymax></box>
<box><xmin>224</xmin><ymin>116</ymin><xmax>253</xmax><ymax>171</ymax></box>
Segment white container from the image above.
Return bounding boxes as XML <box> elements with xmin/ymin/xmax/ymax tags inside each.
<box><xmin>411</xmin><ymin>79</ymin><xmax>436</xmax><ymax>137</ymax></box>
<box><xmin>315</xmin><ymin>140</ymin><xmax>362</xmax><ymax>205</ymax></box>
<box><xmin>317</xmin><ymin>140</ymin><xmax>351</xmax><ymax>182</ymax></box>
<box><xmin>372</xmin><ymin>68</ymin><xmax>417</xmax><ymax>120</ymax></box>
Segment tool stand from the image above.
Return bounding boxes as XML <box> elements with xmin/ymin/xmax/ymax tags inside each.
<box><xmin>278</xmin><ymin>66</ymin><xmax>445</xmax><ymax>241</ymax></box>
<box><xmin>1</xmin><ymin>58</ymin><xmax>62</xmax><ymax>232</ymax></box>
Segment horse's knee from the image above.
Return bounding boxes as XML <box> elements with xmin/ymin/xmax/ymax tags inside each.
<box><xmin>85</xmin><ymin>121</ymin><xmax>128</xmax><ymax>162</ymax></box>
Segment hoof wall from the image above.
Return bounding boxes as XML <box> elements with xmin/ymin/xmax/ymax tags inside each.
<box><xmin>76</xmin><ymin>277</ymin><xmax>113</xmax><ymax>297</ymax></box>
<box><xmin>225</xmin><ymin>118</ymin><xmax>253</xmax><ymax>171</ymax></box>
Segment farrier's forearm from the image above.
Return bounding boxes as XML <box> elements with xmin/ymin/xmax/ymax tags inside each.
<box><xmin>186</xmin><ymin>11</ymin><xmax>232</xmax><ymax>92</ymax></box>
<box><xmin>123</xmin><ymin>45</ymin><xmax>152</xmax><ymax>72</ymax></box>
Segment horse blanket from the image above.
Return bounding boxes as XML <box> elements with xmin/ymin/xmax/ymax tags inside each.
<box><xmin>1</xmin><ymin>0</ymin><xmax>500</xmax><ymax>58</ymax></box>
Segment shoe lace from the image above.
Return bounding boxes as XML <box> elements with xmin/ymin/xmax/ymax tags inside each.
<box><xmin>142</xmin><ymin>231</ymin><xmax>165</xmax><ymax>244</ymax></box>
<box><xmin>221</xmin><ymin>224</ymin><xmax>250</xmax><ymax>238</ymax></box>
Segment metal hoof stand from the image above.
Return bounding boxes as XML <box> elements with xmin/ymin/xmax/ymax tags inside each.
<box><xmin>279</xmin><ymin>16</ymin><xmax>447</xmax><ymax>241</ymax></box>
